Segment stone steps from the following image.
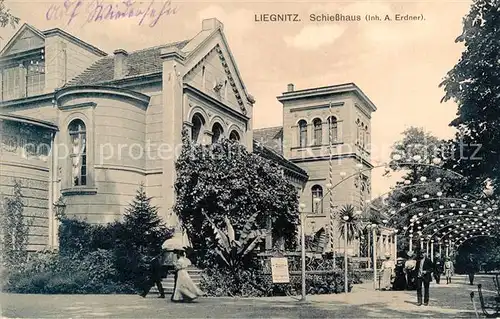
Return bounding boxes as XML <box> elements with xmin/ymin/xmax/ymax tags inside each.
<box><xmin>150</xmin><ymin>268</ymin><xmax>202</xmax><ymax>295</ymax></box>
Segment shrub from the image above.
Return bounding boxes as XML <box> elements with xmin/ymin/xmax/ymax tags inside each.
<box><xmin>0</xmin><ymin>181</ymin><xmax>31</xmax><ymax>268</ymax></box>
<box><xmin>174</xmin><ymin>130</ymin><xmax>300</xmax><ymax>267</ymax></box>
<box><xmin>200</xmin><ymin>266</ymin><xmax>354</xmax><ymax>297</ymax></box>
<box><xmin>4</xmin><ymin>249</ymin><xmax>133</xmax><ymax>294</ymax></box>
<box><xmin>4</xmin><ymin>184</ymin><xmax>172</xmax><ymax>294</ymax></box>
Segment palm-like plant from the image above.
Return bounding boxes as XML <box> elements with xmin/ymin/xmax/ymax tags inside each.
<box><xmin>202</xmin><ymin>211</ymin><xmax>269</xmax><ymax>268</ymax></box>
<box><xmin>337</xmin><ymin>204</ymin><xmax>363</xmax><ymax>242</ymax></box>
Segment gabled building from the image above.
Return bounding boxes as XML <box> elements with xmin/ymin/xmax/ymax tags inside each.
<box><xmin>0</xmin><ymin>19</ymin><xmax>307</xmax><ymax>251</ymax></box>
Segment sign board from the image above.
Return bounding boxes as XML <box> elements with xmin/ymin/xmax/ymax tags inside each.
<box><xmin>270</xmin><ymin>257</ymin><xmax>290</xmax><ymax>283</ymax></box>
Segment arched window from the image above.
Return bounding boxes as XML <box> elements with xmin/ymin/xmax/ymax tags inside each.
<box><xmin>313</xmin><ymin>118</ymin><xmax>322</xmax><ymax>145</ymax></box>
<box><xmin>328</xmin><ymin>116</ymin><xmax>338</xmax><ymax>142</ymax></box>
<box><xmin>311</xmin><ymin>185</ymin><xmax>323</xmax><ymax>213</ymax></box>
<box><xmin>69</xmin><ymin>119</ymin><xmax>87</xmax><ymax>186</ymax></box>
<box><xmin>298</xmin><ymin>120</ymin><xmax>307</xmax><ymax>147</ymax></box>
<box><xmin>229</xmin><ymin>130</ymin><xmax>240</xmax><ymax>142</ymax></box>
<box><xmin>191</xmin><ymin>113</ymin><xmax>205</xmax><ymax>143</ymax></box>
<box><xmin>212</xmin><ymin>122</ymin><xmax>224</xmax><ymax>144</ymax></box>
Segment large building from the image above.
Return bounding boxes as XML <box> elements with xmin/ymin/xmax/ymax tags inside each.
<box><xmin>0</xmin><ymin>18</ymin><xmax>306</xmax><ymax>251</ymax></box>
<box><xmin>0</xmin><ymin>18</ymin><xmax>392</xmax><ymax>256</ymax></box>
<box><xmin>255</xmin><ymin>83</ymin><xmax>377</xmax><ymax>254</ymax></box>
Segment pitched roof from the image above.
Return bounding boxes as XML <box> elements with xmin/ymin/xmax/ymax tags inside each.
<box><xmin>253</xmin><ymin>140</ymin><xmax>308</xmax><ymax>180</ymax></box>
<box><xmin>253</xmin><ymin>126</ymin><xmax>283</xmax><ymax>154</ymax></box>
<box><xmin>66</xmin><ymin>40</ymin><xmax>190</xmax><ymax>86</ymax></box>
<box><xmin>0</xmin><ymin>23</ymin><xmax>107</xmax><ymax>57</ymax></box>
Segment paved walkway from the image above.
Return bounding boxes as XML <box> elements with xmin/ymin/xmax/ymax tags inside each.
<box><xmin>0</xmin><ymin>275</ymin><xmax>493</xmax><ymax>318</ymax></box>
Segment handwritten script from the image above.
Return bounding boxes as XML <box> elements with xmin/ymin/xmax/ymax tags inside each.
<box><xmin>46</xmin><ymin>0</ymin><xmax>179</xmax><ymax>28</ymax></box>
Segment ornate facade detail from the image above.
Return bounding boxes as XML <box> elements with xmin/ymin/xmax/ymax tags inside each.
<box><xmin>183</xmin><ymin>44</ymin><xmax>249</xmax><ymax>115</ymax></box>
<box><xmin>213</xmin><ymin>78</ymin><xmax>224</xmax><ymax>93</ymax></box>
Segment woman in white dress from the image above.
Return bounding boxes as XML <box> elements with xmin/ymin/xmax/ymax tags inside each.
<box><xmin>171</xmin><ymin>250</ymin><xmax>205</xmax><ymax>302</ymax></box>
<box><xmin>381</xmin><ymin>253</ymin><xmax>395</xmax><ymax>290</ymax></box>
<box><xmin>444</xmin><ymin>257</ymin><xmax>454</xmax><ymax>284</ymax></box>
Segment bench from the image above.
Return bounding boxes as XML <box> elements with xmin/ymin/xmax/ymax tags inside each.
<box><xmin>476</xmin><ymin>284</ymin><xmax>500</xmax><ymax>318</ymax></box>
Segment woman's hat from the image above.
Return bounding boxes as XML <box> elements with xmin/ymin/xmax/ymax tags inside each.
<box><xmin>407</xmin><ymin>251</ymin><xmax>414</xmax><ymax>257</ymax></box>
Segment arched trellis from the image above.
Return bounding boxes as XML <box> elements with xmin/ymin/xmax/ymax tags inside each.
<box><xmin>400</xmin><ymin>206</ymin><xmax>492</xmax><ymax>236</ymax></box>
<box><xmin>405</xmin><ymin>213</ymin><xmax>496</xmax><ymax>238</ymax></box>
<box><xmin>318</xmin><ymin>159</ymin><xmax>465</xmax><ymax>206</ymax></box>
<box><xmin>308</xmin><ymin>154</ymin><xmax>470</xmax><ymax>291</ymax></box>
<box><xmin>377</xmin><ymin>191</ymin><xmax>499</xmax><ymax>254</ymax></box>
<box><xmin>382</xmin><ymin>189</ymin><xmax>498</xmax><ymax>226</ymax></box>
<box><xmin>410</xmin><ymin>215</ymin><xmax>500</xmax><ymax>257</ymax></box>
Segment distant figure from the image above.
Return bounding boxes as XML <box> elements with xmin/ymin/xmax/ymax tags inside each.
<box><xmin>465</xmin><ymin>255</ymin><xmax>478</xmax><ymax>285</ymax></box>
<box><xmin>444</xmin><ymin>256</ymin><xmax>454</xmax><ymax>284</ymax></box>
<box><xmin>392</xmin><ymin>257</ymin><xmax>407</xmax><ymax>291</ymax></box>
<box><xmin>381</xmin><ymin>253</ymin><xmax>395</xmax><ymax>290</ymax></box>
<box><xmin>171</xmin><ymin>250</ymin><xmax>205</xmax><ymax>302</ymax></box>
<box><xmin>415</xmin><ymin>250</ymin><xmax>434</xmax><ymax>306</ymax></box>
<box><xmin>433</xmin><ymin>254</ymin><xmax>444</xmax><ymax>284</ymax></box>
<box><xmin>405</xmin><ymin>251</ymin><xmax>417</xmax><ymax>290</ymax></box>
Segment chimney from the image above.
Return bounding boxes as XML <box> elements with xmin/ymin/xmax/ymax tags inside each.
<box><xmin>287</xmin><ymin>83</ymin><xmax>295</xmax><ymax>92</ymax></box>
<box><xmin>113</xmin><ymin>49</ymin><xmax>128</xmax><ymax>80</ymax></box>
<box><xmin>202</xmin><ymin>18</ymin><xmax>223</xmax><ymax>31</ymax></box>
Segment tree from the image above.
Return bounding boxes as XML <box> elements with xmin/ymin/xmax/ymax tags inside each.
<box><xmin>203</xmin><ymin>211</ymin><xmax>268</xmax><ymax>269</ymax></box>
<box><xmin>0</xmin><ymin>180</ymin><xmax>31</xmax><ymax>267</ymax></box>
<box><xmin>0</xmin><ymin>0</ymin><xmax>19</xmax><ymax>28</ymax></box>
<box><xmin>122</xmin><ymin>183</ymin><xmax>172</xmax><ymax>253</ymax></box>
<box><xmin>337</xmin><ymin>204</ymin><xmax>363</xmax><ymax>243</ymax></box>
<box><xmin>440</xmin><ymin>0</ymin><xmax>500</xmax><ymax>195</ymax></box>
<box><xmin>385</xmin><ymin>127</ymin><xmax>466</xmax><ymax>232</ymax></box>
<box><xmin>174</xmin><ymin>130</ymin><xmax>300</xmax><ymax>266</ymax></box>
<box><xmin>115</xmin><ymin>184</ymin><xmax>174</xmax><ymax>288</ymax></box>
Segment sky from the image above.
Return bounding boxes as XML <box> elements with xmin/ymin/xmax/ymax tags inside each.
<box><xmin>1</xmin><ymin>0</ymin><xmax>473</xmax><ymax>197</ymax></box>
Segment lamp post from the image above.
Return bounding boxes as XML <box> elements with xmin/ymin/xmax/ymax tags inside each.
<box><xmin>430</xmin><ymin>239</ymin><xmax>434</xmax><ymax>261</ymax></box>
<box><xmin>342</xmin><ymin>215</ymin><xmax>349</xmax><ymax>293</ymax></box>
<box><xmin>371</xmin><ymin>223</ymin><xmax>378</xmax><ymax>289</ymax></box>
<box><xmin>393</xmin><ymin>229</ymin><xmax>398</xmax><ymax>259</ymax></box>
<box><xmin>299</xmin><ymin>202</ymin><xmax>307</xmax><ymax>302</ymax></box>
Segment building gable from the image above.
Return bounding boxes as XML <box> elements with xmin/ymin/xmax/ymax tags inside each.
<box><xmin>183</xmin><ymin>29</ymin><xmax>252</xmax><ymax>116</ymax></box>
<box><xmin>1</xmin><ymin>24</ymin><xmax>45</xmax><ymax>57</ymax></box>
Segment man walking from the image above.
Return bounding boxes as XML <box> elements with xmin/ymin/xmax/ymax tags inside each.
<box><xmin>140</xmin><ymin>252</ymin><xmax>167</xmax><ymax>298</ymax></box>
<box><xmin>433</xmin><ymin>253</ymin><xmax>443</xmax><ymax>284</ymax></box>
<box><xmin>416</xmin><ymin>250</ymin><xmax>434</xmax><ymax>306</ymax></box>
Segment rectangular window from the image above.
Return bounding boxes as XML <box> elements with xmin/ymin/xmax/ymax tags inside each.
<box><xmin>2</xmin><ymin>58</ymin><xmax>45</xmax><ymax>101</ymax></box>
<box><xmin>26</xmin><ymin>62</ymin><xmax>45</xmax><ymax>96</ymax></box>
<box><xmin>2</xmin><ymin>66</ymin><xmax>24</xmax><ymax>100</ymax></box>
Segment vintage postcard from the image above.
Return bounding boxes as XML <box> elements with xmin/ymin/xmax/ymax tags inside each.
<box><xmin>0</xmin><ymin>0</ymin><xmax>497</xmax><ymax>318</ymax></box>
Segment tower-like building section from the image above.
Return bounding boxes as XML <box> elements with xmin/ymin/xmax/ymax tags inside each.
<box><xmin>256</xmin><ymin>83</ymin><xmax>377</xmax><ymax>254</ymax></box>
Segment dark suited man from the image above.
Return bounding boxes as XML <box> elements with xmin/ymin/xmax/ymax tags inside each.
<box><xmin>140</xmin><ymin>252</ymin><xmax>167</xmax><ymax>298</ymax></box>
<box><xmin>433</xmin><ymin>254</ymin><xmax>443</xmax><ymax>284</ymax></box>
<box><xmin>415</xmin><ymin>250</ymin><xmax>434</xmax><ymax>306</ymax></box>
